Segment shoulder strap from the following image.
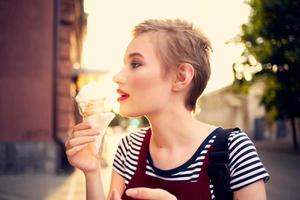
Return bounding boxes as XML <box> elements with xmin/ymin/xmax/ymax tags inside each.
<box><xmin>208</xmin><ymin>127</ymin><xmax>240</xmax><ymax>200</ymax></box>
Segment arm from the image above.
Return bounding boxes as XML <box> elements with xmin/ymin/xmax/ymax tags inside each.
<box><xmin>233</xmin><ymin>180</ymin><xmax>267</xmax><ymax>200</ymax></box>
<box><xmin>65</xmin><ymin>122</ymin><xmax>107</xmax><ymax>200</ymax></box>
<box><xmin>106</xmin><ymin>170</ymin><xmax>126</xmax><ymax>200</ymax></box>
<box><xmin>85</xmin><ymin>169</ymin><xmax>105</xmax><ymax>200</ymax></box>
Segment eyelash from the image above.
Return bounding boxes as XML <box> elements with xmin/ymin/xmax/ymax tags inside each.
<box><xmin>130</xmin><ymin>62</ymin><xmax>142</xmax><ymax>69</ymax></box>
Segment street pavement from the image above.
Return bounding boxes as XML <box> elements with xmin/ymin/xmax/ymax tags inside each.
<box><xmin>255</xmin><ymin>139</ymin><xmax>300</xmax><ymax>200</ymax></box>
<box><xmin>0</xmin><ymin>133</ymin><xmax>299</xmax><ymax>200</ymax></box>
<box><xmin>0</xmin><ymin>132</ymin><xmax>125</xmax><ymax>200</ymax></box>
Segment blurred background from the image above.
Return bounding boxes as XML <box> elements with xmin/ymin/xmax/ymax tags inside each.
<box><xmin>0</xmin><ymin>0</ymin><xmax>299</xmax><ymax>199</ymax></box>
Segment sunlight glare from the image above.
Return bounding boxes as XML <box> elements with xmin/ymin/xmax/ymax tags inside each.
<box><xmin>82</xmin><ymin>0</ymin><xmax>250</xmax><ymax>94</ymax></box>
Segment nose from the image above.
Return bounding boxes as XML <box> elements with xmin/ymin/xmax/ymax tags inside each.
<box><xmin>112</xmin><ymin>69</ymin><xmax>126</xmax><ymax>84</ymax></box>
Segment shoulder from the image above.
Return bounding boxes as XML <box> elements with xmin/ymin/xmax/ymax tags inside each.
<box><xmin>113</xmin><ymin>127</ymin><xmax>150</xmax><ymax>183</ymax></box>
<box><xmin>226</xmin><ymin>128</ymin><xmax>258</xmax><ymax>163</ymax></box>
<box><xmin>122</xmin><ymin>127</ymin><xmax>149</xmax><ymax>143</ymax></box>
<box><xmin>228</xmin><ymin>128</ymin><xmax>250</xmax><ymax>142</ymax></box>
<box><xmin>227</xmin><ymin>129</ymin><xmax>256</xmax><ymax>155</ymax></box>
<box><xmin>210</xmin><ymin>128</ymin><xmax>256</xmax><ymax>165</ymax></box>
<box><xmin>225</xmin><ymin>129</ymin><xmax>269</xmax><ymax>191</ymax></box>
<box><xmin>118</xmin><ymin>127</ymin><xmax>149</xmax><ymax>154</ymax></box>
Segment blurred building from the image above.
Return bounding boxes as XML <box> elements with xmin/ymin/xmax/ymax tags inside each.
<box><xmin>0</xmin><ymin>0</ymin><xmax>87</xmax><ymax>173</ymax></box>
<box><xmin>195</xmin><ymin>82</ymin><xmax>266</xmax><ymax>138</ymax></box>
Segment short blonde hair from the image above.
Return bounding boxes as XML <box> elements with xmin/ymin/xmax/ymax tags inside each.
<box><xmin>133</xmin><ymin>19</ymin><xmax>212</xmax><ymax>111</ymax></box>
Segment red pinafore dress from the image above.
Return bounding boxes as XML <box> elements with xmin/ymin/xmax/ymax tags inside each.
<box><xmin>121</xmin><ymin>128</ymin><xmax>213</xmax><ymax>200</ymax></box>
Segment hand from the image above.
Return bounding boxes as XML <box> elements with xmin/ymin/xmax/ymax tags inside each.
<box><xmin>125</xmin><ymin>187</ymin><xmax>177</xmax><ymax>200</ymax></box>
<box><xmin>65</xmin><ymin>122</ymin><xmax>101</xmax><ymax>173</ymax></box>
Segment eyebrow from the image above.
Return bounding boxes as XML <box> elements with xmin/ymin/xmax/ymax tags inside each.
<box><xmin>128</xmin><ymin>52</ymin><xmax>144</xmax><ymax>58</ymax></box>
<box><xmin>124</xmin><ymin>52</ymin><xmax>145</xmax><ymax>63</ymax></box>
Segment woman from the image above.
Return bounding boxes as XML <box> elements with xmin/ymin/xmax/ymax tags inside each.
<box><xmin>65</xmin><ymin>19</ymin><xmax>269</xmax><ymax>200</ymax></box>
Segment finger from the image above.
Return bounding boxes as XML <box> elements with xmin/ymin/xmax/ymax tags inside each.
<box><xmin>73</xmin><ymin>128</ymin><xmax>100</xmax><ymax>138</ymax></box>
<box><xmin>66</xmin><ymin>143</ymin><xmax>88</xmax><ymax>156</ymax></box>
<box><xmin>69</xmin><ymin>122</ymin><xmax>92</xmax><ymax>138</ymax></box>
<box><xmin>68</xmin><ymin>136</ymin><xmax>97</xmax><ymax>148</ymax></box>
<box><xmin>73</xmin><ymin>122</ymin><xmax>92</xmax><ymax>132</ymax></box>
<box><xmin>126</xmin><ymin>188</ymin><xmax>166</xmax><ymax>200</ymax></box>
<box><xmin>111</xmin><ymin>189</ymin><xmax>122</xmax><ymax>200</ymax></box>
<box><xmin>126</xmin><ymin>188</ymin><xmax>176</xmax><ymax>200</ymax></box>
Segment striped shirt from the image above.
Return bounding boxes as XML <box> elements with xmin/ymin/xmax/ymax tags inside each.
<box><xmin>113</xmin><ymin>127</ymin><xmax>269</xmax><ymax>199</ymax></box>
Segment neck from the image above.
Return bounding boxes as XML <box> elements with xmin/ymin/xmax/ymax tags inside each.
<box><xmin>146</xmin><ymin>104</ymin><xmax>202</xmax><ymax>149</ymax></box>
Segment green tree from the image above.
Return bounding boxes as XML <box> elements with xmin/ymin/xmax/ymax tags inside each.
<box><xmin>233</xmin><ymin>0</ymin><xmax>300</xmax><ymax>149</ymax></box>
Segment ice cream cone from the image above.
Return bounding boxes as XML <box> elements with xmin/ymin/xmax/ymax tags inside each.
<box><xmin>83</xmin><ymin>112</ymin><xmax>115</xmax><ymax>155</ymax></box>
<box><xmin>75</xmin><ymin>81</ymin><xmax>116</xmax><ymax>156</ymax></box>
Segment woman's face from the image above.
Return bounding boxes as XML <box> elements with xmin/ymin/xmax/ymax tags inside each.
<box><xmin>113</xmin><ymin>33</ymin><xmax>174</xmax><ymax>117</ymax></box>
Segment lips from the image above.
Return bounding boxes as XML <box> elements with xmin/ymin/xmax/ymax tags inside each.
<box><xmin>117</xmin><ymin>89</ymin><xmax>130</xmax><ymax>102</ymax></box>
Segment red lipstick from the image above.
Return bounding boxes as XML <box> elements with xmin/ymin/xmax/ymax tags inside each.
<box><xmin>117</xmin><ymin>89</ymin><xmax>130</xmax><ymax>102</ymax></box>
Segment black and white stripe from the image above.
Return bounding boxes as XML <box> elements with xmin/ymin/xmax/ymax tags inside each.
<box><xmin>113</xmin><ymin>127</ymin><xmax>269</xmax><ymax>199</ymax></box>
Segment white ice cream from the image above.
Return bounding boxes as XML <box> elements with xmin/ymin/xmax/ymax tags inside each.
<box><xmin>75</xmin><ymin>81</ymin><xmax>112</xmax><ymax>116</ymax></box>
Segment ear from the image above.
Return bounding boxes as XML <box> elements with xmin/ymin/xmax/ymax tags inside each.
<box><xmin>172</xmin><ymin>63</ymin><xmax>194</xmax><ymax>91</ymax></box>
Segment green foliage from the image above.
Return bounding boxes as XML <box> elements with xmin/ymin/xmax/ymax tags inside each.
<box><xmin>110</xmin><ymin>112</ymin><xmax>149</xmax><ymax>128</ymax></box>
<box><xmin>233</xmin><ymin>0</ymin><xmax>300</xmax><ymax>121</ymax></box>
<box><xmin>230</xmin><ymin>79</ymin><xmax>252</xmax><ymax>95</ymax></box>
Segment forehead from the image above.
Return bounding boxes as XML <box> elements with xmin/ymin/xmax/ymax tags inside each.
<box><xmin>124</xmin><ymin>33</ymin><xmax>159</xmax><ymax>60</ymax></box>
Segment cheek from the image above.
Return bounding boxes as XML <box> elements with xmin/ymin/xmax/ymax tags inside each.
<box><xmin>119</xmin><ymin>69</ymin><xmax>172</xmax><ymax>117</ymax></box>
<box><xmin>132</xmin><ymin>72</ymin><xmax>165</xmax><ymax>93</ymax></box>
<box><xmin>131</xmin><ymin>76</ymin><xmax>149</xmax><ymax>90</ymax></box>
<box><xmin>118</xmin><ymin>75</ymin><xmax>154</xmax><ymax>117</ymax></box>
<box><xmin>132</xmin><ymin>73</ymin><xmax>172</xmax><ymax>105</ymax></box>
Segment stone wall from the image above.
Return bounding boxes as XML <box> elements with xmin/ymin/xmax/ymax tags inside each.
<box><xmin>0</xmin><ymin>0</ymin><xmax>54</xmax><ymax>142</ymax></box>
<box><xmin>0</xmin><ymin>0</ymin><xmax>86</xmax><ymax>174</ymax></box>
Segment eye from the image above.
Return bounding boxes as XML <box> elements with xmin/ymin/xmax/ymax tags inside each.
<box><xmin>130</xmin><ymin>62</ymin><xmax>142</xmax><ymax>69</ymax></box>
